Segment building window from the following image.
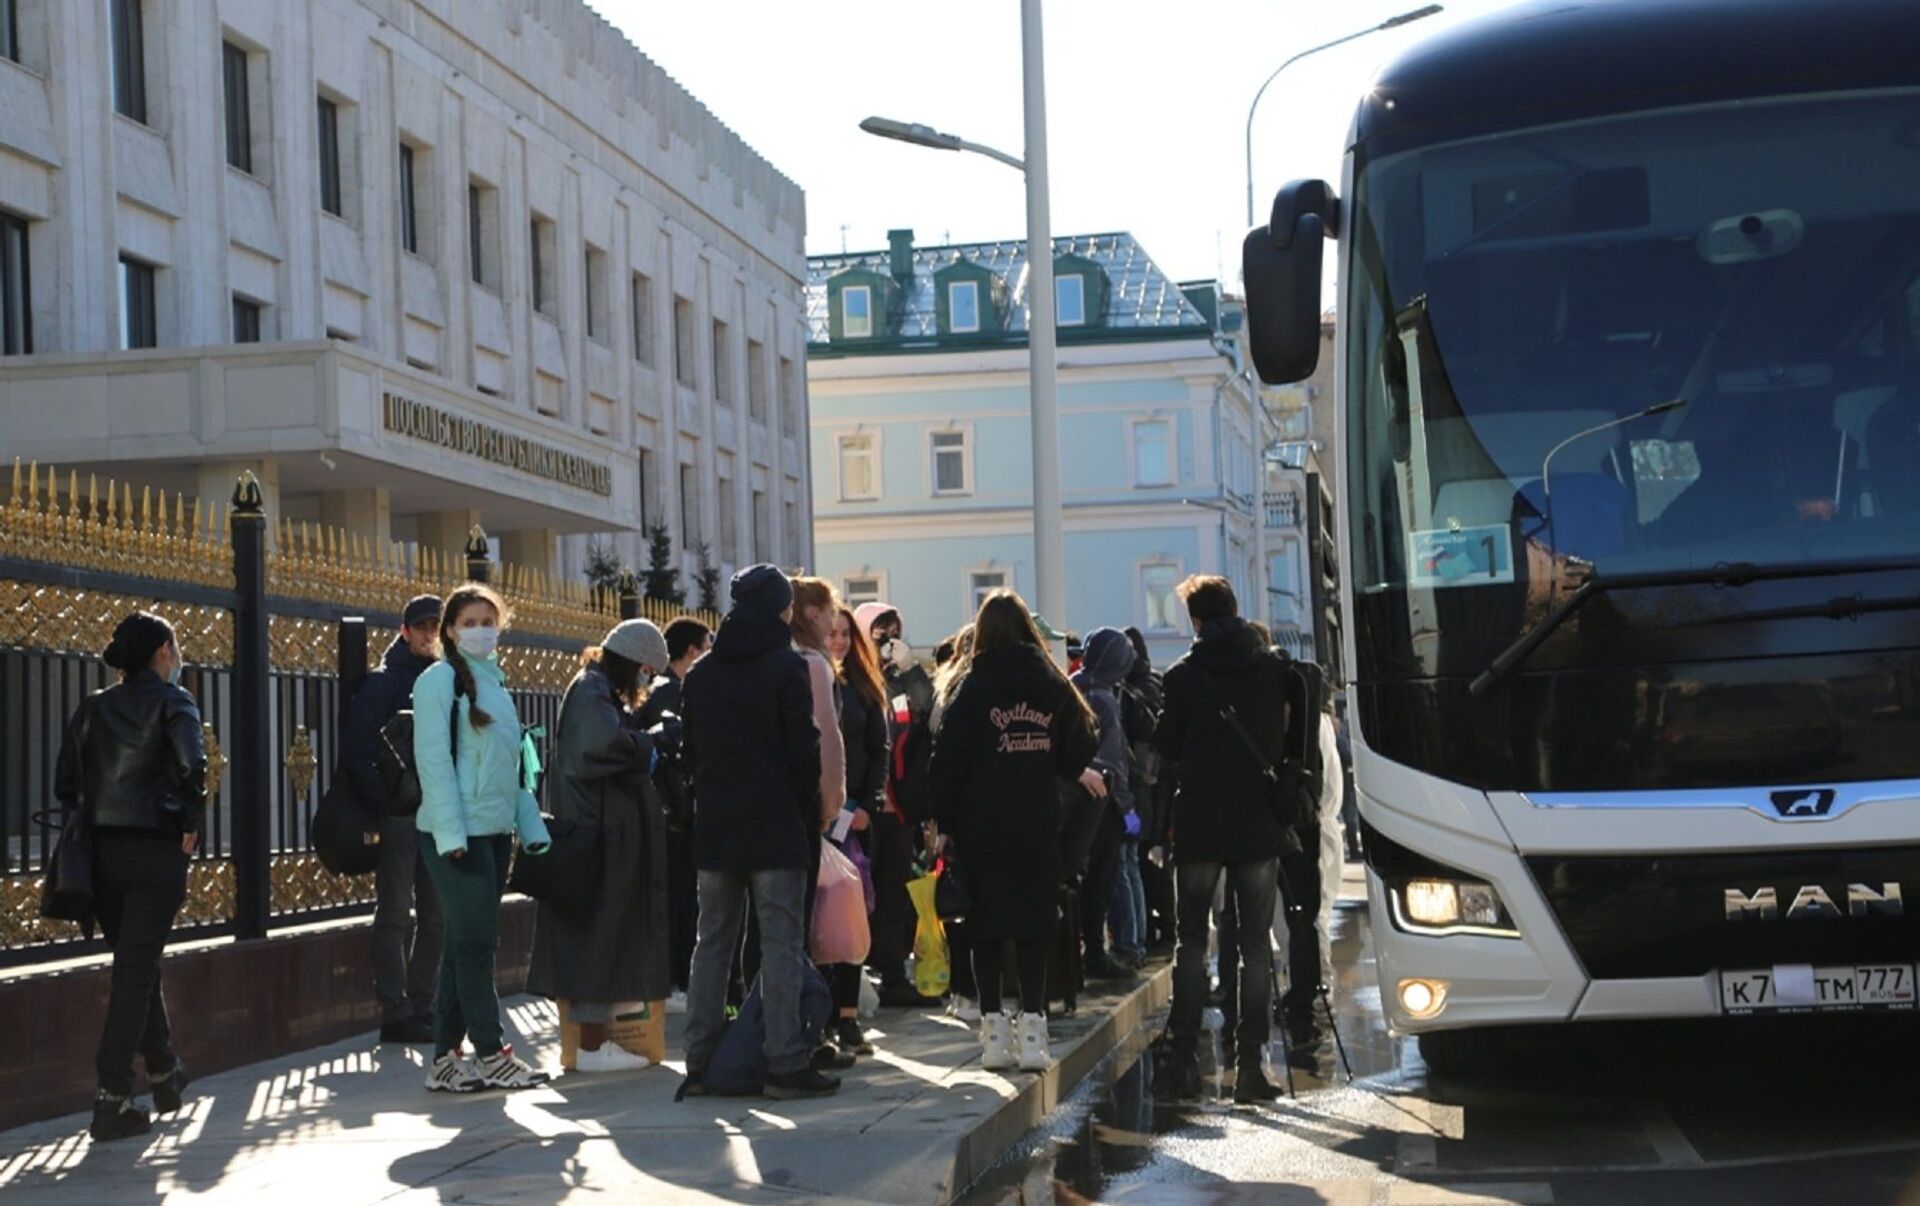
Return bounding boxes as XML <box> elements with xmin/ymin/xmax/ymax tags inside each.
<box><xmin>711</xmin><ymin>319</ymin><xmax>732</xmax><ymax>405</ymax></box>
<box><xmin>673</xmin><ymin>295</ymin><xmax>694</xmax><ymax>387</ymax></box>
<box><xmin>969</xmin><ymin>569</ymin><xmax>1008</xmax><ymax>614</ymax></box>
<box><xmin>752</xmin><ymin>489</ymin><xmax>770</xmax><ymax>562</ymax></box>
<box><xmin>679</xmin><ymin>462</ymin><xmax>700</xmax><ymax>547</ymax></box>
<box><xmin>316</xmin><ymin>96</ymin><xmax>345</xmax><ymax>215</ymax></box>
<box><xmin>838</xmin><ymin>433</ymin><xmax>878</xmax><ymax>502</ymax></box>
<box><xmin>231</xmin><ymin>295</ymin><xmax>261</xmax><ymax>343</ymax></box>
<box><xmin>222</xmin><ymin>41</ymin><xmax>252</xmax><ymax>173</ymax></box>
<box><xmin>1133</xmin><ymin>419</ymin><xmax>1173</xmax><ymax>487</ymax></box>
<box><xmin>119</xmin><ymin>255</ymin><xmax>156</xmax><ymax>349</ymax></box>
<box><xmin>1140</xmin><ymin>562</ymin><xmax>1183</xmax><ymax>632</ymax></box>
<box><xmin>1</xmin><ymin>210</ymin><xmax>29</xmax><ymax>356</ymax></box>
<box><xmin>783</xmin><ymin>497</ymin><xmax>799</xmax><ymax>557</ymax></box>
<box><xmin>779</xmin><ymin>355</ymin><xmax>797</xmax><ymax>437</ymax></box>
<box><xmin>948</xmin><ymin>280</ymin><xmax>980</xmax><ymax>334</ymax></box>
<box><xmin>1056</xmin><ymin>274</ymin><xmax>1086</xmax><ymax>326</ymax></box>
<box><xmin>530</xmin><ymin>216</ymin><xmax>556</xmax><ymax>317</ymax></box>
<box><xmin>930</xmin><ymin>429</ymin><xmax>970</xmax><ymax>495</ymax></box>
<box><xmin>717</xmin><ymin>475</ymin><xmax>737</xmax><ymax>559</ymax></box>
<box><xmin>842</xmin><ymin>284</ymin><xmax>872</xmax><ymax>338</ymax></box>
<box><xmin>747</xmin><ymin>338</ymin><xmax>768</xmax><ymax>424</ymax></box>
<box><xmin>630</xmin><ymin>272</ymin><xmax>653</xmax><ymax>365</ymax></box>
<box><xmin>843</xmin><ymin>576</ymin><xmax>883</xmax><ymax>608</ymax></box>
<box><xmin>111</xmin><ymin>0</ymin><xmax>146</xmax><ymax>123</ymax></box>
<box><xmin>398</xmin><ymin>143</ymin><xmax>420</xmax><ymax>254</ymax></box>
<box><xmin>637</xmin><ymin>447</ymin><xmax>655</xmax><ymax>529</ymax></box>
<box><xmin>467</xmin><ymin>179</ymin><xmax>499</xmax><ymax>288</ymax></box>
<box><xmin>2</xmin><ymin>0</ymin><xmax>18</xmax><ymax>63</ymax></box>
<box><xmin>585</xmin><ymin>244</ymin><xmax>608</xmax><ymax>342</ymax></box>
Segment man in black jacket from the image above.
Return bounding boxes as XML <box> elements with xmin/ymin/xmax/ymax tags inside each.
<box><xmin>680</xmin><ymin>566</ymin><xmax>839</xmax><ymax>1099</ymax></box>
<box><xmin>639</xmin><ymin>615</ymin><xmax>711</xmax><ymax>1008</ymax></box>
<box><xmin>341</xmin><ymin>595</ymin><xmax>443</xmax><ymax>1044</ymax></box>
<box><xmin>1153</xmin><ymin>577</ymin><xmax>1298</xmax><ymax>1104</ymax></box>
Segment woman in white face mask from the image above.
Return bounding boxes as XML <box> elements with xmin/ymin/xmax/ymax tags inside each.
<box><xmin>412</xmin><ymin>583</ymin><xmax>553</xmax><ymax>1094</ymax></box>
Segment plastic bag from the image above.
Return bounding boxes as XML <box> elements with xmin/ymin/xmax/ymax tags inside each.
<box><xmin>811</xmin><ymin>839</ymin><xmax>871</xmax><ymax>964</ymax></box>
<box><xmin>906</xmin><ymin>871</ymin><xmax>949</xmax><ymax>998</ymax></box>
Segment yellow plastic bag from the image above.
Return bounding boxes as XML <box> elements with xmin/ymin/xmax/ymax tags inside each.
<box><xmin>906</xmin><ymin>871</ymin><xmax>949</xmax><ymax>998</ymax></box>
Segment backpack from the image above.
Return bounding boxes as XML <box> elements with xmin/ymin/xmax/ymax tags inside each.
<box><xmin>311</xmin><ymin>780</ymin><xmax>382</xmax><ymax>875</ymax></box>
<box><xmin>1273</xmin><ymin>652</ymin><xmax>1326</xmax><ymax>810</ymax></box>
<box><xmin>699</xmin><ymin>962</ymin><xmax>834</xmax><ymax>1095</ymax></box>
<box><xmin>372</xmin><ymin>694</ymin><xmax>462</xmax><ymax>818</ymax></box>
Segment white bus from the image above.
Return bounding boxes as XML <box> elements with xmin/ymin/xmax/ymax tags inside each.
<box><xmin>1242</xmin><ymin>0</ymin><xmax>1920</xmax><ymax>1065</ymax></box>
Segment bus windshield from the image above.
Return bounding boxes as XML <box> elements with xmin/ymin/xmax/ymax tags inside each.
<box><xmin>1345</xmin><ymin>90</ymin><xmax>1920</xmax><ymax>678</ymax></box>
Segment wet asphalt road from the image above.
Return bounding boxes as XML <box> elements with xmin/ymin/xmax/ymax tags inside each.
<box><xmin>961</xmin><ymin>898</ymin><xmax>1920</xmax><ymax>1205</ymax></box>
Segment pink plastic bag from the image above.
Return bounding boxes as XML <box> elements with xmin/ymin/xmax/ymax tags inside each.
<box><xmin>812</xmin><ymin>839</ymin><xmax>871</xmax><ymax>964</ymax></box>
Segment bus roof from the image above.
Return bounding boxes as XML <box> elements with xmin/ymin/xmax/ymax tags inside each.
<box><xmin>1354</xmin><ymin>0</ymin><xmax>1919</xmax><ymax>158</ymax></box>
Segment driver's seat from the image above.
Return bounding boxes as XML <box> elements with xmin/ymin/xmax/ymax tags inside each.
<box><xmin>1864</xmin><ymin>390</ymin><xmax>1920</xmax><ymax>519</ymax></box>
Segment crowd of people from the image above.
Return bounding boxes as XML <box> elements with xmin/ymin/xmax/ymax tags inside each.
<box><xmin>55</xmin><ymin>564</ymin><xmax>1351</xmax><ymax>1136</ymax></box>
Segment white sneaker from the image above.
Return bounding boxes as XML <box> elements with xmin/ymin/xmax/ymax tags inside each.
<box><xmin>1015</xmin><ymin>1012</ymin><xmax>1051</xmax><ymax>1072</ymax></box>
<box><xmin>424</xmin><ymin>1053</ymin><xmax>482</xmax><ymax>1093</ymax></box>
<box><xmin>950</xmin><ymin>995</ymin><xmax>982</xmax><ymax>1023</ymax></box>
<box><xmin>574</xmin><ymin>1042</ymin><xmax>651</xmax><ymax>1074</ymax></box>
<box><xmin>980</xmin><ymin>1012</ymin><xmax>1016</xmax><ymax>1071</ymax></box>
<box><xmin>665</xmin><ymin>990</ymin><xmax>688</xmax><ymax>1016</ymax></box>
<box><xmin>474</xmin><ymin>1045</ymin><xmax>551</xmax><ymax>1090</ymax></box>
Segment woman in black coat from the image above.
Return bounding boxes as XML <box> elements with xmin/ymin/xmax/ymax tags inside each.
<box><xmin>822</xmin><ymin>605</ymin><xmax>890</xmax><ymax>1057</ymax></box>
<box><xmin>54</xmin><ymin>612</ymin><xmax>207</xmax><ymax>1142</ymax></box>
<box><xmin>928</xmin><ymin>591</ymin><xmax>1099</xmax><ymax>1073</ymax></box>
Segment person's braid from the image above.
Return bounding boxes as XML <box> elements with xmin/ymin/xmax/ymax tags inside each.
<box><xmin>439</xmin><ymin>633</ymin><xmax>495</xmax><ymax>728</ymax></box>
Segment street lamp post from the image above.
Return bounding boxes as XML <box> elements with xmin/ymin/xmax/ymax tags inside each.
<box><xmin>859</xmin><ymin>0</ymin><xmax>1066</xmax><ymax>643</ymax></box>
<box><xmin>1243</xmin><ymin>4</ymin><xmax>1443</xmax><ymax>227</ymax></box>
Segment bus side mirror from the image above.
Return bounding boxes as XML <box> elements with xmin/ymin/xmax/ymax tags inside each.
<box><xmin>1243</xmin><ymin>179</ymin><xmax>1337</xmax><ymax>385</ymax></box>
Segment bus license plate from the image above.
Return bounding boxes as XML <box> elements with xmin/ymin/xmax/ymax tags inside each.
<box><xmin>1719</xmin><ymin>964</ymin><xmax>1918</xmax><ymax>1014</ymax></box>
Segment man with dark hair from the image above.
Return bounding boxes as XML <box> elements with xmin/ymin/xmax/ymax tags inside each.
<box><xmin>341</xmin><ymin>594</ymin><xmax>445</xmax><ymax>1044</ymax></box>
<box><xmin>1153</xmin><ymin>575</ymin><xmax>1297</xmax><ymax>1104</ymax></box>
<box><xmin>641</xmin><ymin>615</ymin><xmax>712</xmax><ymax>1011</ymax></box>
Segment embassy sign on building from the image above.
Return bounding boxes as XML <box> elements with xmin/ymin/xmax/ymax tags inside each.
<box><xmin>384</xmin><ymin>393</ymin><xmax>612</xmax><ymax>498</ymax></box>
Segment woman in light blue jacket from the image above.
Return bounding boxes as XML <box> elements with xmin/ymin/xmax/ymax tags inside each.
<box><xmin>413</xmin><ymin>583</ymin><xmax>552</xmax><ymax>1093</ymax></box>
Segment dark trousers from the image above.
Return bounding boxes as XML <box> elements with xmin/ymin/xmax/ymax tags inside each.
<box><xmin>93</xmin><ymin>829</ymin><xmax>189</xmax><ymax>1097</ymax></box>
<box><xmin>1080</xmin><ymin>809</ymin><xmax>1122</xmax><ymax>962</ymax></box>
<box><xmin>1140</xmin><ymin>845</ymin><xmax>1175</xmax><ymax>947</ymax></box>
<box><xmin>372</xmin><ymin>816</ymin><xmax>443</xmax><ymax>1023</ymax></box>
<box><xmin>867</xmin><ymin>812</ymin><xmax>916</xmax><ymax>986</ymax></box>
<box><xmin>948</xmin><ymin>917</ymin><xmax>977</xmax><ymax>999</ymax></box>
<box><xmin>1279</xmin><ymin>825</ymin><xmax>1326</xmax><ymax>1018</ymax></box>
<box><xmin>1170</xmin><ymin>858</ymin><xmax>1277</xmax><ymax>1066</ymax></box>
<box><xmin>828</xmin><ymin>963</ymin><xmax>862</xmax><ymax>1012</ymax></box>
<box><xmin>667</xmin><ymin>826</ymin><xmax>698</xmax><ymax>992</ymax></box>
<box><xmin>421</xmin><ymin>833</ymin><xmax>511</xmax><ymax>1060</ymax></box>
<box><xmin>973</xmin><ymin>939</ymin><xmax>1047</xmax><ymax>1015</ymax></box>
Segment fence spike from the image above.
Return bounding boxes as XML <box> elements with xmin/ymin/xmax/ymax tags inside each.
<box><xmin>64</xmin><ymin>470</ymin><xmax>76</xmax><ymax>520</ymax></box>
<box><xmin>7</xmin><ymin>458</ymin><xmax>19</xmax><ymax>509</ymax></box>
<box><xmin>174</xmin><ymin>490</ymin><xmax>185</xmax><ymax>537</ymax></box>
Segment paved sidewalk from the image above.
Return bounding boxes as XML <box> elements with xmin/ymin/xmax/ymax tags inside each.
<box><xmin>0</xmin><ymin>966</ymin><xmax>1170</xmax><ymax>1205</ymax></box>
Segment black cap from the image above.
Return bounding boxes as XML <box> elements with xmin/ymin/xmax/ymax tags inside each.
<box><xmin>403</xmin><ymin>594</ymin><xmax>444</xmax><ymax>627</ymax></box>
<box><xmin>729</xmin><ymin>564</ymin><xmax>793</xmax><ymax>617</ymax></box>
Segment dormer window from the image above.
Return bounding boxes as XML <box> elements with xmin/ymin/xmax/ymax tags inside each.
<box><xmin>842</xmin><ymin>285</ymin><xmax>872</xmax><ymax>338</ymax></box>
<box><xmin>948</xmin><ymin>280</ymin><xmax>980</xmax><ymax>334</ymax></box>
<box><xmin>1056</xmin><ymin>274</ymin><xmax>1086</xmax><ymax>326</ymax></box>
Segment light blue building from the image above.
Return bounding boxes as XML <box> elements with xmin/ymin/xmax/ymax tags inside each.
<box><xmin>807</xmin><ymin>230</ymin><xmax>1300</xmax><ymax>668</ymax></box>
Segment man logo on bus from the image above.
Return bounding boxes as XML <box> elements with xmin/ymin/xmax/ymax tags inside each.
<box><xmin>1770</xmin><ymin>788</ymin><xmax>1837</xmax><ymax>818</ymax></box>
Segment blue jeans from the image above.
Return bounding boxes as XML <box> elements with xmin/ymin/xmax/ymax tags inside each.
<box><xmin>1109</xmin><ymin>839</ymin><xmax>1147</xmax><ymax>958</ymax></box>
<box><xmin>684</xmin><ymin>867</ymin><xmax>810</xmax><ymax>1078</ymax></box>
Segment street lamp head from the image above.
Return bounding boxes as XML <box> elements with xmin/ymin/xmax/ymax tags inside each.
<box><xmin>1380</xmin><ymin>4</ymin><xmax>1443</xmax><ymax>30</ymax></box>
<box><xmin>859</xmin><ymin>116</ymin><xmax>963</xmax><ymax>152</ymax></box>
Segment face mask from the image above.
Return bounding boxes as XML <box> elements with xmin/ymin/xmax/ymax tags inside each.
<box><xmin>455</xmin><ymin>626</ymin><xmax>500</xmax><ymax>658</ymax></box>
<box><xmin>166</xmin><ymin>659</ymin><xmax>184</xmax><ymax>686</ymax></box>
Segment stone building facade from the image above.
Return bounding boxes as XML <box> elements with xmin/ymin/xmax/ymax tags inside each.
<box><xmin>0</xmin><ymin>0</ymin><xmax>813</xmax><ymax>580</ymax></box>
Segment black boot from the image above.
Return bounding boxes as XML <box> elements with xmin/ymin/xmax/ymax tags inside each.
<box><xmin>1156</xmin><ymin>1048</ymin><xmax>1203</xmax><ymax>1103</ymax></box>
<box><xmin>834</xmin><ymin>1018</ymin><xmax>875</xmax><ymax>1056</ymax></box>
<box><xmin>150</xmin><ymin>1062</ymin><xmax>189</xmax><ymax>1115</ymax></box>
<box><xmin>90</xmin><ymin>1091</ymin><xmax>151</xmax><ymax>1142</ymax></box>
<box><xmin>1233</xmin><ymin>1064</ymin><xmax>1284</xmax><ymax>1105</ymax></box>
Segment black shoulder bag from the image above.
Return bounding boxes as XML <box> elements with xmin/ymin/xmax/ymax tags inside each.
<box><xmin>1193</xmin><ymin>667</ymin><xmax>1309</xmax><ymax>832</ymax></box>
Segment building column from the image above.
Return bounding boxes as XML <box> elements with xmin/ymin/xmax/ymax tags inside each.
<box><xmin>416</xmin><ymin>509</ymin><xmax>481</xmax><ymax>581</ymax></box>
<box><xmin>498</xmin><ymin>528</ymin><xmax>558</xmax><ymax>577</ymax></box>
<box><xmin>319</xmin><ymin>487</ymin><xmax>392</xmax><ymax>549</ymax></box>
<box><xmin>197</xmin><ymin>459</ymin><xmax>282</xmax><ymax>546</ymax></box>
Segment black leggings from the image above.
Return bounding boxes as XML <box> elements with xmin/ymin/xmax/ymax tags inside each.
<box><xmin>972</xmin><ymin>939</ymin><xmax>1047</xmax><ymax>1015</ymax></box>
<box><xmin>828</xmin><ymin>963</ymin><xmax>862</xmax><ymax>1012</ymax></box>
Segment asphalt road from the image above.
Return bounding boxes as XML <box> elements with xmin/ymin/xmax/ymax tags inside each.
<box><xmin>961</xmin><ymin>897</ymin><xmax>1920</xmax><ymax>1205</ymax></box>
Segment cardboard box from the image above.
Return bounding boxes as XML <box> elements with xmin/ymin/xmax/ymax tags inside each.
<box><xmin>558</xmin><ymin>999</ymin><xmax>666</xmax><ymax>1069</ymax></box>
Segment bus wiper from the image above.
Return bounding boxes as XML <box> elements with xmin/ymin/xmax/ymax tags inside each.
<box><xmin>1467</xmin><ymin>557</ymin><xmax>1920</xmax><ymax>697</ymax></box>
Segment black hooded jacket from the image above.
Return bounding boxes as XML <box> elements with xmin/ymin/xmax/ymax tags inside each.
<box><xmin>56</xmin><ymin>669</ymin><xmax>207</xmax><ymax>834</ymax></box>
<box><xmin>1154</xmin><ymin>616</ymin><xmax>1300</xmax><ymax>865</ymax></box>
<box><xmin>339</xmin><ymin>635</ymin><xmax>437</xmax><ymax>810</ymax></box>
<box><xmin>681</xmin><ymin>607</ymin><xmax>822</xmax><ymax>872</ymax></box>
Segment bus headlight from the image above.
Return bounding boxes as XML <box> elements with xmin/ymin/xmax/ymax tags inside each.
<box><xmin>1389</xmin><ymin>876</ymin><xmax>1520</xmax><ymax>938</ymax></box>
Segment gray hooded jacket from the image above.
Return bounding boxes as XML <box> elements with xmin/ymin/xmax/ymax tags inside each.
<box><xmin>1070</xmin><ymin>627</ymin><xmax>1136</xmax><ymax>818</ymax></box>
